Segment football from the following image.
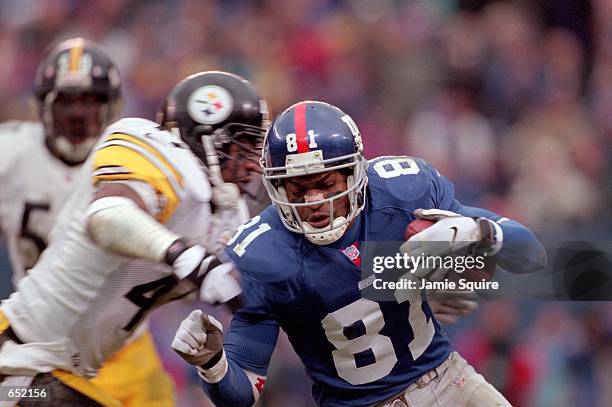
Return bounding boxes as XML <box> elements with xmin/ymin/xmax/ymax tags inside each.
<box><xmin>404</xmin><ymin>219</ymin><xmax>436</xmax><ymax>241</ymax></box>
<box><xmin>404</xmin><ymin>218</ymin><xmax>496</xmax><ymax>281</ymax></box>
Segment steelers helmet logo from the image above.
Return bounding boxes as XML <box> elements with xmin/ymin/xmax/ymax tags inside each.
<box><xmin>187</xmin><ymin>85</ymin><xmax>233</xmax><ymax>125</ymax></box>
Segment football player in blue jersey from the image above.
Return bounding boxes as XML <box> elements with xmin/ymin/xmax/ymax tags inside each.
<box><xmin>172</xmin><ymin>101</ymin><xmax>546</xmax><ymax>406</ymax></box>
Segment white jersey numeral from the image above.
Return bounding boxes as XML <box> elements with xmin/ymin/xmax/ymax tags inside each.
<box><xmin>392</xmin><ymin>287</ymin><xmax>436</xmax><ymax>360</ymax></box>
<box><xmin>227</xmin><ymin>216</ymin><xmax>271</xmax><ymax>257</ymax></box>
<box><xmin>321</xmin><ymin>295</ymin><xmax>434</xmax><ymax>384</ymax></box>
<box><xmin>322</xmin><ymin>299</ymin><xmax>397</xmax><ymax>385</ymax></box>
<box><xmin>19</xmin><ymin>202</ymin><xmax>51</xmax><ymax>270</ymax></box>
<box><xmin>373</xmin><ymin>157</ymin><xmax>420</xmax><ymax>179</ymax></box>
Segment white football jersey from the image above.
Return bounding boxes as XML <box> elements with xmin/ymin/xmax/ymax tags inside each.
<box><xmin>0</xmin><ymin>121</ymin><xmax>81</xmax><ymax>284</ymax></box>
<box><xmin>0</xmin><ymin>118</ymin><xmax>248</xmax><ymax>377</ymax></box>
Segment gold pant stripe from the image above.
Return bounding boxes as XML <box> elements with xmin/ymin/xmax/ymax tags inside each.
<box><xmin>0</xmin><ymin>309</ymin><xmax>9</xmax><ymax>333</ymax></box>
<box><xmin>106</xmin><ymin>133</ymin><xmax>184</xmax><ymax>187</ymax></box>
<box><xmin>51</xmin><ymin>370</ymin><xmax>121</xmax><ymax>407</ymax></box>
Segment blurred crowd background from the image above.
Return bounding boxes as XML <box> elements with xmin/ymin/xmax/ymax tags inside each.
<box><xmin>0</xmin><ymin>0</ymin><xmax>610</xmax><ymax>406</ymax></box>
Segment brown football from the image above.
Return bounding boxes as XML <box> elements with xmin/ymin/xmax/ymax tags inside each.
<box><xmin>404</xmin><ymin>219</ymin><xmax>436</xmax><ymax>240</ymax></box>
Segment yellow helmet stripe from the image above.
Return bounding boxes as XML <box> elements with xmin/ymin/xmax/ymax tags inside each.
<box><xmin>68</xmin><ymin>40</ymin><xmax>84</xmax><ymax>72</ymax></box>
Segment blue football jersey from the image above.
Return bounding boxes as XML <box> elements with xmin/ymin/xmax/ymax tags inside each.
<box><xmin>223</xmin><ymin>155</ymin><xmax>544</xmax><ymax>406</ymax></box>
<box><xmin>224</xmin><ymin>156</ymin><xmax>461</xmax><ymax>406</ymax></box>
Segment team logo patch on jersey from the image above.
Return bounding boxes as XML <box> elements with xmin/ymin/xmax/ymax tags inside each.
<box><xmin>341</xmin><ymin>242</ymin><xmax>361</xmax><ymax>267</ymax></box>
<box><xmin>188</xmin><ymin>85</ymin><xmax>233</xmax><ymax>125</ymax></box>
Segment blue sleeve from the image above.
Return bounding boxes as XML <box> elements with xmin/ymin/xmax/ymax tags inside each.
<box><xmin>453</xmin><ymin>204</ymin><xmax>547</xmax><ymax>274</ymax></box>
<box><xmin>224</xmin><ymin>313</ymin><xmax>280</xmax><ymax>375</ymax></box>
<box><xmin>200</xmin><ymin>358</ymin><xmax>257</xmax><ymax>407</ymax></box>
<box><xmin>425</xmin><ymin>161</ymin><xmax>547</xmax><ymax>274</ymax></box>
<box><xmin>199</xmin><ymin>272</ymin><xmax>281</xmax><ymax>406</ymax></box>
<box><xmin>199</xmin><ymin>317</ymin><xmax>279</xmax><ymax>407</ymax></box>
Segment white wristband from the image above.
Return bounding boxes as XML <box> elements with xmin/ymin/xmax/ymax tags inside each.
<box><xmin>173</xmin><ymin>245</ymin><xmax>207</xmax><ymax>280</ymax></box>
<box><xmin>196</xmin><ymin>351</ymin><xmax>229</xmax><ymax>384</ymax></box>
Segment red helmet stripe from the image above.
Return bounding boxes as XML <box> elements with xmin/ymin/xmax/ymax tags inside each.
<box><xmin>294</xmin><ymin>102</ymin><xmax>309</xmax><ymax>153</ymax></box>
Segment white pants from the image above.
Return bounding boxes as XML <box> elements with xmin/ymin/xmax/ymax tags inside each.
<box><xmin>376</xmin><ymin>352</ymin><xmax>512</xmax><ymax>407</ymax></box>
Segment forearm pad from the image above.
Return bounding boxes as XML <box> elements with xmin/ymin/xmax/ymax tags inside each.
<box><xmin>85</xmin><ymin>196</ymin><xmax>179</xmax><ymax>262</ymax></box>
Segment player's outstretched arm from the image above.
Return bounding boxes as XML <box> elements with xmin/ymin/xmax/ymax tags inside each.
<box><xmin>85</xmin><ymin>182</ymin><xmax>240</xmax><ymax>304</ymax></box>
<box><xmin>453</xmin><ymin>204</ymin><xmax>547</xmax><ymax>274</ymax></box>
<box><xmin>405</xmin><ymin>206</ymin><xmax>546</xmax><ymax>277</ymax></box>
<box><xmin>422</xmin><ymin>160</ymin><xmax>547</xmax><ymax>274</ymax></box>
<box><xmin>173</xmin><ymin>309</ymin><xmax>278</xmax><ymax>407</ymax></box>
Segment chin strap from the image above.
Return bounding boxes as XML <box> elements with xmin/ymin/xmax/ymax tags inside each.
<box><xmin>200</xmin><ymin>133</ymin><xmax>242</xmax><ymax>210</ymax></box>
<box><xmin>303</xmin><ymin>216</ymin><xmax>349</xmax><ymax>245</ymax></box>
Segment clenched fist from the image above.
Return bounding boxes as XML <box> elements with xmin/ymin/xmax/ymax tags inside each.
<box><xmin>172</xmin><ymin>309</ymin><xmax>224</xmax><ymax>367</ymax></box>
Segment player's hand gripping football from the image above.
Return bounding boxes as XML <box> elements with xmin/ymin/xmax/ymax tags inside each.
<box><xmin>411</xmin><ymin>209</ymin><xmax>500</xmax><ymax>255</ymax></box>
<box><xmin>400</xmin><ymin>209</ymin><xmax>502</xmax><ymax>281</ymax></box>
<box><xmin>172</xmin><ymin>309</ymin><xmax>224</xmax><ymax>367</ymax></box>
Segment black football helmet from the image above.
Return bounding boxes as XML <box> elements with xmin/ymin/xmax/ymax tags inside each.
<box><xmin>34</xmin><ymin>37</ymin><xmax>122</xmax><ymax>165</ymax></box>
<box><xmin>157</xmin><ymin>71</ymin><xmax>269</xmax><ymax>200</ymax></box>
<box><xmin>157</xmin><ymin>71</ymin><xmax>268</xmax><ymax>165</ymax></box>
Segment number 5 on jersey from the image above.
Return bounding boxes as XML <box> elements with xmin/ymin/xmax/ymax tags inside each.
<box><xmin>19</xmin><ymin>202</ymin><xmax>51</xmax><ymax>269</ymax></box>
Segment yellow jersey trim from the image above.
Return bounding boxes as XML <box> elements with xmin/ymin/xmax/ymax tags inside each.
<box><xmin>92</xmin><ymin>144</ymin><xmax>180</xmax><ymax>223</ymax></box>
<box><xmin>105</xmin><ymin>133</ymin><xmax>184</xmax><ymax>187</ymax></box>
